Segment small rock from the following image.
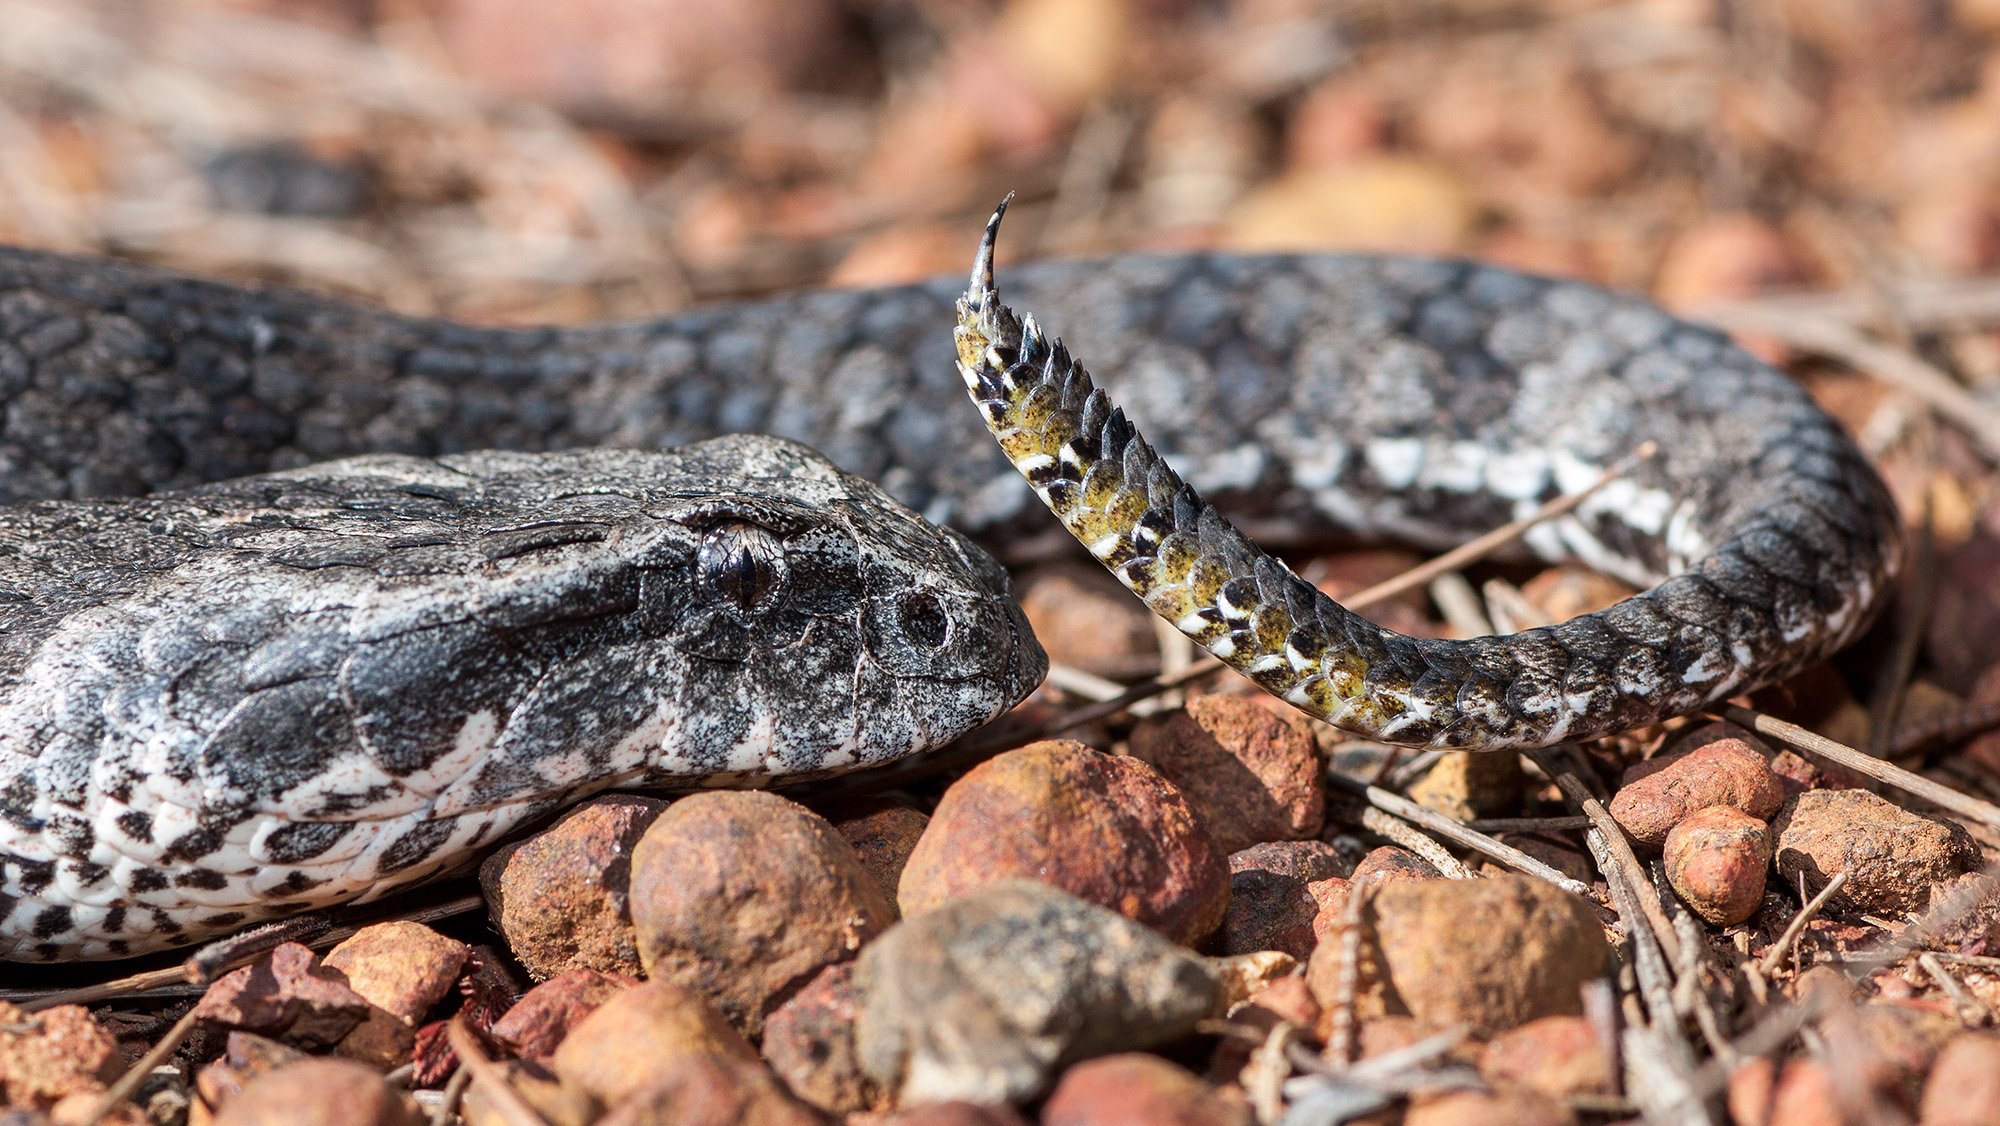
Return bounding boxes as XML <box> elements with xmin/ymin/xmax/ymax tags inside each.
<box><xmin>0</xmin><ymin>1002</ymin><xmax>120</xmax><ymax>1110</ymax></box>
<box><xmin>897</xmin><ymin>741</ymin><xmax>1229</xmax><ymax>945</ymax></box>
<box><xmin>1405</xmin><ymin>751</ymin><xmax>1524</xmax><ymax>822</ymax></box>
<box><xmin>854</xmin><ymin>880</ymin><xmax>1221</xmax><ymax>1105</ymax></box>
<box><xmin>1481</xmin><ymin>1016</ymin><xmax>1615</xmax><ymax>1098</ymax></box>
<box><xmin>1349</xmin><ymin>846</ymin><xmax>1441</xmax><ymax>885</ymax></box>
<box><xmin>1664</xmin><ymin>806</ymin><xmax>1771</xmax><ymax>925</ymax></box>
<box><xmin>760</xmin><ymin>961</ymin><xmax>884</xmax><ymax>1116</ymax></box>
<box><xmin>1609</xmin><ymin>737</ymin><xmax>1784</xmax><ymax>850</ymax></box>
<box><xmin>1919</xmin><ymin>1032</ymin><xmax>2000</xmax><ymax>1125</ymax></box>
<box><xmin>210</xmin><ymin>1057</ymin><xmax>421</xmax><ymax>1126</ymax></box>
<box><xmin>1042</xmin><ymin>1053</ymin><xmax>1252</xmax><ymax>1126</ymax></box>
<box><xmin>594</xmin><ymin>1053</ymin><xmax>820</xmax><ymax>1126</ymax></box>
<box><xmin>1306</xmin><ymin>875</ymin><xmax>1608</xmax><ymax>1037</ymax></box>
<box><xmin>490</xmin><ymin>968</ymin><xmax>640</xmax><ymax>1062</ymax></box>
<box><xmin>1773</xmin><ymin>790</ymin><xmax>1981</xmax><ymax>915</ymax></box>
<box><xmin>1403</xmin><ymin>1087</ymin><xmax>1576</xmax><ymax>1126</ymax></box>
<box><xmin>322</xmin><ymin>921</ymin><xmax>469</xmax><ymax>1024</ymax></box>
<box><xmin>551</xmin><ymin>980</ymin><xmax>759</xmax><ymax>1108</ymax></box>
<box><xmin>818</xmin><ymin>795</ymin><xmax>930</xmax><ymax>909</ymax></box>
<box><xmin>1517</xmin><ymin>565</ymin><xmax>1635</xmax><ymax>622</ymax></box>
<box><xmin>1729</xmin><ymin>1057</ymin><xmax>1839</xmax><ymax>1126</ymax></box>
<box><xmin>481</xmin><ymin>794</ymin><xmax>666</xmax><ymax>980</ymax></box>
<box><xmin>1014</xmin><ymin>563</ymin><xmax>1159</xmax><ymax>678</ymax></box>
<box><xmin>193</xmin><ymin>943</ymin><xmax>371</xmax><ymax>1050</ymax></box>
<box><xmin>193</xmin><ymin>1033</ymin><xmax>309</xmax><ymax>1121</ymax></box>
<box><xmin>1128</xmin><ymin>694</ymin><xmax>1326</xmax><ymax>854</ymax></box>
<box><xmin>631</xmin><ymin>790</ymin><xmax>892</xmax><ymax>1037</ymax></box>
<box><xmin>321</xmin><ymin>921</ymin><xmax>471</xmax><ymax>1068</ymax></box>
<box><xmin>1224</xmin><ymin>841</ymin><xmax>1351</xmax><ymax>957</ymax></box>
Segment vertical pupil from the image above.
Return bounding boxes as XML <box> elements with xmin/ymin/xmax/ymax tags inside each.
<box><xmin>699</xmin><ymin>523</ymin><xmax>786</xmax><ymax>616</ymax></box>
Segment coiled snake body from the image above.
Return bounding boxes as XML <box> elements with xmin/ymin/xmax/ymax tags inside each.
<box><xmin>0</xmin><ymin>223</ymin><xmax>1898</xmax><ymax>959</ymax></box>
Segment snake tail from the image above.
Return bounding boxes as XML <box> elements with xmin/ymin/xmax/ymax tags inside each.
<box><xmin>954</xmin><ymin>202</ymin><xmax>1900</xmax><ymax>750</ymax></box>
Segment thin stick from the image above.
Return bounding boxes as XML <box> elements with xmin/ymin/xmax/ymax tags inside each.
<box><xmin>1358</xmin><ymin>807</ymin><xmax>1474</xmax><ymax>879</ymax></box>
<box><xmin>1529</xmin><ymin>748</ymin><xmax>1685</xmax><ymax>967</ymax></box>
<box><xmin>1722</xmin><ymin>705</ymin><xmax>2000</xmax><ymax>829</ymax></box>
<box><xmin>1757</xmin><ymin>872</ymin><xmax>1851</xmax><ymax>978</ymax></box>
<box><xmin>1335</xmin><ymin>779</ymin><xmax>1598</xmax><ymax>899</ymax></box>
<box><xmin>445</xmin><ymin>1017</ymin><xmax>548</xmax><ymax>1126</ymax></box>
<box><xmin>80</xmin><ymin>1007</ymin><xmax>199</xmax><ymax>1126</ymax></box>
<box><xmin>1341</xmin><ymin>441</ymin><xmax>1659</xmax><ymax>611</ymax></box>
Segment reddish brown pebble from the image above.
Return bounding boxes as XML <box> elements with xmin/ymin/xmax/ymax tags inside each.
<box><xmin>1920</xmin><ymin>1032</ymin><xmax>2000</xmax><ymax>1125</ymax></box>
<box><xmin>630</xmin><ymin>790</ymin><xmax>893</xmax><ymax>1037</ymax></box>
<box><xmin>193</xmin><ymin>943</ymin><xmax>372</xmax><ymax>1050</ymax></box>
<box><xmin>1481</xmin><ymin>1015</ymin><xmax>1615</xmax><ymax>1097</ymax></box>
<box><xmin>1224</xmin><ymin>841</ymin><xmax>1351</xmax><ymax>957</ymax></box>
<box><xmin>1015</xmin><ymin>562</ymin><xmax>1159</xmax><ymax>677</ymax></box>
<box><xmin>0</xmin><ymin>1002</ymin><xmax>120</xmax><ymax>1110</ymax></box>
<box><xmin>1042</xmin><ymin>1053</ymin><xmax>1252</xmax><ymax>1126</ymax></box>
<box><xmin>818</xmin><ymin>795</ymin><xmax>931</xmax><ymax>908</ymax></box>
<box><xmin>1664</xmin><ymin>806</ymin><xmax>1771</xmax><ymax>925</ymax></box>
<box><xmin>897</xmin><ymin>741</ymin><xmax>1230</xmax><ymax>945</ymax></box>
<box><xmin>760</xmin><ymin>961</ymin><xmax>885</xmax><ymax>1115</ymax></box>
<box><xmin>1608</xmin><ymin>738</ymin><xmax>1783</xmax><ymax>850</ymax></box>
<box><xmin>1729</xmin><ymin>1057</ymin><xmax>1840</xmax><ymax>1126</ymax></box>
<box><xmin>594</xmin><ymin>1052</ymin><xmax>820</xmax><ymax>1126</ymax></box>
<box><xmin>551</xmin><ymin>980</ymin><xmax>759</xmax><ymax>1108</ymax></box>
<box><xmin>1403</xmin><ymin>1087</ymin><xmax>1576</xmax><ymax>1126</ymax></box>
<box><xmin>480</xmin><ymin>794</ymin><xmax>666</xmax><ymax>981</ymax></box>
<box><xmin>210</xmin><ymin>1057</ymin><xmax>421</xmax><ymax>1126</ymax></box>
<box><xmin>490</xmin><ymin>968</ymin><xmax>641</xmax><ymax>1061</ymax></box>
<box><xmin>1128</xmin><ymin>694</ymin><xmax>1326</xmax><ymax>854</ymax></box>
<box><xmin>1773</xmin><ymin>790</ymin><xmax>1981</xmax><ymax>914</ymax></box>
<box><xmin>1306</xmin><ymin>875</ymin><xmax>1608</xmax><ymax>1037</ymax></box>
<box><xmin>1349</xmin><ymin>846</ymin><xmax>1441</xmax><ymax>885</ymax></box>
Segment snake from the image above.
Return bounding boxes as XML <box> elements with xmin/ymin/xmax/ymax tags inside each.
<box><xmin>0</xmin><ymin>215</ymin><xmax>1898</xmax><ymax>960</ymax></box>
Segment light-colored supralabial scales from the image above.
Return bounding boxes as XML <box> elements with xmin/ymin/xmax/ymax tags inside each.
<box><xmin>956</xmin><ymin>199</ymin><xmax>1901</xmax><ymax>750</ymax></box>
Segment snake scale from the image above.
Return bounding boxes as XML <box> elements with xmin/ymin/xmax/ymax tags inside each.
<box><xmin>0</xmin><ymin>212</ymin><xmax>1898</xmax><ymax>960</ymax></box>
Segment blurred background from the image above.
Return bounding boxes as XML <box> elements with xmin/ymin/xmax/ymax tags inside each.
<box><xmin>8</xmin><ymin>0</ymin><xmax>2000</xmax><ymax>700</ymax></box>
<box><xmin>2</xmin><ymin>0</ymin><xmax>1995</xmax><ymax>319</ymax></box>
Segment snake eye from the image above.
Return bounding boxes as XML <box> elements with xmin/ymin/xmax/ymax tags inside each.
<box><xmin>899</xmin><ymin>590</ymin><xmax>951</xmax><ymax>650</ymax></box>
<box><xmin>697</xmin><ymin>522</ymin><xmax>789</xmax><ymax>621</ymax></box>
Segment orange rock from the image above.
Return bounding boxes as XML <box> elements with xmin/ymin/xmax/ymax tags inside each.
<box><xmin>897</xmin><ymin>741</ymin><xmax>1229</xmax><ymax>945</ymax></box>
<box><xmin>210</xmin><ymin>1057</ymin><xmax>421</xmax><ymax>1126</ymax></box>
<box><xmin>550</xmin><ymin>980</ymin><xmax>759</xmax><ymax>1107</ymax></box>
<box><xmin>1129</xmin><ymin>694</ymin><xmax>1326</xmax><ymax>854</ymax></box>
<box><xmin>480</xmin><ymin>794</ymin><xmax>666</xmax><ymax>980</ymax></box>
<box><xmin>1664</xmin><ymin>806</ymin><xmax>1771</xmax><ymax>925</ymax></box>
<box><xmin>1042</xmin><ymin>1054</ymin><xmax>1252</xmax><ymax>1126</ymax></box>
<box><xmin>817</xmin><ymin>796</ymin><xmax>931</xmax><ymax>911</ymax></box>
<box><xmin>1609</xmin><ymin>737</ymin><xmax>1784</xmax><ymax>850</ymax></box>
<box><xmin>760</xmin><ymin>961</ymin><xmax>885</xmax><ymax>1116</ymax></box>
<box><xmin>490</xmin><ymin>968</ymin><xmax>640</xmax><ymax>1061</ymax></box>
<box><xmin>1773</xmin><ymin>790</ymin><xmax>1981</xmax><ymax>915</ymax></box>
<box><xmin>630</xmin><ymin>791</ymin><xmax>893</xmax><ymax>1037</ymax></box>
<box><xmin>1404</xmin><ymin>1087</ymin><xmax>1576</xmax><ymax>1126</ymax></box>
<box><xmin>1015</xmin><ymin>562</ymin><xmax>1160</xmax><ymax>678</ymax></box>
<box><xmin>1306</xmin><ymin>875</ymin><xmax>1608</xmax><ymax>1037</ymax></box>
<box><xmin>1481</xmin><ymin>1015</ymin><xmax>1615</xmax><ymax>1098</ymax></box>
<box><xmin>0</xmin><ymin>1002</ymin><xmax>121</xmax><ymax>1110</ymax></box>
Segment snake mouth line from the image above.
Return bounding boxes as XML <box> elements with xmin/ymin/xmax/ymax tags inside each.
<box><xmin>953</xmin><ymin>199</ymin><xmax>1901</xmax><ymax>751</ymax></box>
